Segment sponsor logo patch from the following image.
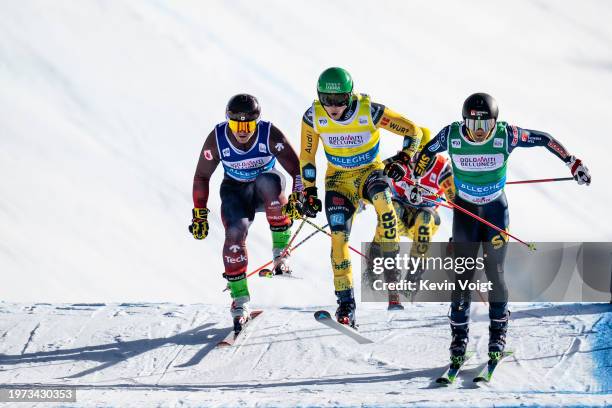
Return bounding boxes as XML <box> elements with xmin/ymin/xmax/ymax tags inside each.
<box><xmin>521</xmin><ymin>130</ymin><xmax>528</xmax><ymax>142</ymax></box>
<box><xmin>203</xmin><ymin>149</ymin><xmax>213</xmax><ymax>160</ymax></box>
<box><xmin>358</xmin><ymin>115</ymin><xmax>368</xmax><ymax>125</ymax></box>
<box><xmin>452</xmin><ymin>154</ymin><xmax>505</xmax><ymax>171</ymax></box>
<box><xmin>330</xmin><ymin>213</ymin><xmax>345</xmax><ymax>226</ymax></box>
<box><xmin>222</xmin><ymin>147</ymin><xmax>230</xmax><ymax>157</ymax></box>
<box><xmin>451</xmin><ymin>139</ymin><xmax>461</xmax><ymax>148</ymax></box>
<box><xmin>381</xmin><ymin>117</ymin><xmax>390</xmax><ymax>126</ymax></box>
<box><xmin>511</xmin><ymin>125</ymin><xmax>519</xmax><ymax>146</ymax></box>
<box><xmin>324</xmin><ymin>133</ymin><xmax>368</xmax><ymax>148</ymax></box>
<box><xmin>428</xmin><ymin>140</ymin><xmax>441</xmax><ymax>152</ymax></box>
<box><xmin>224</xmin><ymin>254</ymin><xmax>248</xmax><ymax>264</ymax></box>
<box><xmin>259</xmin><ymin>143</ymin><xmax>267</xmax><ymax>153</ymax></box>
<box><xmin>275</xmin><ymin>142</ymin><xmax>284</xmax><ymax>151</ymax></box>
<box><xmin>304</xmin><ymin>167</ymin><xmax>316</xmax><ymax>180</ymax></box>
<box><xmin>324</xmin><ymin>82</ymin><xmax>341</xmax><ymax>92</ymax></box>
<box><xmin>332</xmin><ymin>196</ymin><xmax>345</xmax><ymax>206</ymax></box>
<box><xmin>493</xmin><ymin>138</ymin><xmax>504</xmax><ymax>148</ymax></box>
<box><xmin>318</xmin><ymin>117</ymin><xmax>328</xmax><ymax>127</ymax></box>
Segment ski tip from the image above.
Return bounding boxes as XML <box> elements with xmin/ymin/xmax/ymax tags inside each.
<box><xmin>314</xmin><ymin>310</ymin><xmax>332</xmax><ymax>320</ymax></box>
<box><xmin>435</xmin><ymin>377</ymin><xmax>452</xmax><ymax>385</ymax></box>
<box><xmin>387</xmin><ymin>303</ymin><xmax>405</xmax><ymax>311</ymax></box>
<box><xmin>250</xmin><ymin>310</ymin><xmax>264</xmax><ymax>319</ymax></box>
<box><xmin>473</xmin><ymin>376</ymin><xmax>487</xmax><ymax>383</ymax></box>
<box><xmin>258</xmin><ymin>269</ymin><xmax>273</xmax><ymax>278</ymax></box>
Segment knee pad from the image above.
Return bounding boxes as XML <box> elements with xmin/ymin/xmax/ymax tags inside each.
<box><xmin>325</xmin><ymin>191</ymin><xmax>355</xmax><ymax>233</ymax></box>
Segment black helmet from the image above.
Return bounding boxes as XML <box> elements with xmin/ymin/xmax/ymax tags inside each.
<box><xmin>462</xmin><ymin>92</ymin><xmax>498</xmax><ymax>120</ymax></box>
<box><xmin>226</xmin><ymin>94</ymin><xmax>261</xmax><ymax>122</ymax></box>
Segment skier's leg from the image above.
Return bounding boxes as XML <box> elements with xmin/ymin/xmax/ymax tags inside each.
<box><xmin>220</xmin><ymin>179</ymin><xmax>256</xmax><ymax>327</ymax></box>
<box><xmin>324</xmin><ymin>190</ymin><xmax>357</xmax><ymax>325</ymax></box>
<box><xmin>255</xmin><ymin>169</ymin><xmax>293</xmax><ymax>274</ymax></box>
<box><xmin>482</xmin><ymin>193</ymin><xmax>511</xmax><ymax>353</ymax></box>
<box><xmin>449</xmin><ymin>196</ymin><xmax>481</xmax><ymax>356</ymax></box>
<box><xmin>406</xmin><ymin>207</ymin><xmax>440</xmax><ymax>285</ymax></box>
<box><xmin>363</xmin><ymin>169</ymin><xmax>401</xmax><ymax>305</ymax></box>
<box><xmin>365</xmin><ymin>198</ymin><xmax>409</xmax><ymax>289</ymax></box>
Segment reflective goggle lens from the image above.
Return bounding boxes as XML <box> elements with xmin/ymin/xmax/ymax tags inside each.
<box><xmin>228</xmin><ymin>119</ymin><xmax>257</xmax><ymax>134</ymax></box>
<box><xmin>465</xmin><ymin>118</ymin><xmax>496</xmax><ymax>133</ymax></box>
<box><xmin>319</xmin><ymin>92</ymin><xmax>351</xmax><ymax>107</ymax></box>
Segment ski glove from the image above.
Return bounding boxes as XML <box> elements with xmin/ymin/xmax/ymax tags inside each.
<box><xmin>406</xmin><ymin>184</ymin><xmax>424</xmax><ymax>206</ymax></box>
<box><xmin>567</xmin><ymin>156</ymin><xmax>591</xmax><ymax>185</ymax></box>
<box><xmin>384</xmin><ymin>151</ymin><xmax>411</xmax><ymax>182</ymax></box>
<box><xmin>189</xmin><ymin>207</ymin><xmax>209</xmax><ymax>240</ymax></box>
<box><xmin>282</xmin><ymin>192</ymin><xmax>304</xmax><ymax>220</ymax></box>
<box><xmin>302</xmin><ymin>187</ymin><xmax>322</xmax><ymax>218</ymax></box>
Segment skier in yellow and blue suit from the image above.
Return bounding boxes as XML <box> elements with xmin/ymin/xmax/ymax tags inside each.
<box><xmin>283</xmin><ymin>67</ymin><xmax>423</xmax><ymax>327</ymax></box>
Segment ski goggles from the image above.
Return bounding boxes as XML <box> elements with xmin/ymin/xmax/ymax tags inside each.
<box><xmin>228</xmin><ymin>119</ymin><xmax>258</xmax><ymax>134</ymax></box>
<box><xmin>318</xmin><ymin>92</ymin><xmax>351</xmax><ymax>107</ymax></box>
<box><xmin>465</xmin><ymin>118</ymin><xmax>496</xmax><ymax>135</ymax></box>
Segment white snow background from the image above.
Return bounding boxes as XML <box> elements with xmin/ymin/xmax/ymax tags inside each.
<box><xmin>0</xmin><ymin>1</ymin><xmax>610</xmax><ymax>407</ymax></box>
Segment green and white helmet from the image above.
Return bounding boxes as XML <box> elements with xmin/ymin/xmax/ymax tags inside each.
<box><xmin>317</xmin><ymin>67</ymin><xmax>354</xmax><ymax>107</ymax></box>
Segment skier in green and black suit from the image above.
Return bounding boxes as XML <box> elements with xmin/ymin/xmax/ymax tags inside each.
<box><xmin>412</xmin><ymin>93</ymin><xmax>591</xmax><ymax>361</ymax></box>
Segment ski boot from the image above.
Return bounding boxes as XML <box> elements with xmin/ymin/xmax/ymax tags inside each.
<box><xmin>449</xmin><ymin>322</ymin><xmax>470</xmax><ymax>367</ymax></box>
<box><xmin>272</xmin><ymin>250</ymin><xmax>292</xmax><ymax>276</ymax></box>
<box><xmin>488</xmin><ymin>314</ymin><xmax>509</xmax><ymax>361</ymax></box>
<box><xmin>335</xmin><ymin>289</ymin><xmax>356</xmax><ymax>328</ymax></box>
<box><xmin>272</xmin><ymin>244</ymin><xmax>291</xmax><ymax>275</ymax></box>
<box><xmin>387</xmin><ymin>292</ymin><xmax>404</xmax><ymax>311</ymax></box>
<box><xmin>230</xmin><ymin>295</ymin><xmax>251</xmax><ymax>335</ymax></box>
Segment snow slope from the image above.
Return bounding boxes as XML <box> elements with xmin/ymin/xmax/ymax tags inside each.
<box><xmin>0</xmin><ymin>302</ymin><xmax>609</xmax><ymax>407</ymax></box>
<box><xmin>1</xmin><ymin>0</ymin><xmax>612</xmax><ymax>304</ymax></box>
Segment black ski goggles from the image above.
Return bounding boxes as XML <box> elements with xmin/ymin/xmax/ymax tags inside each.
<box><xmin>318</xmin><ymin>92</ymin><xmax>351</xmax><ymax>107</ymax></box>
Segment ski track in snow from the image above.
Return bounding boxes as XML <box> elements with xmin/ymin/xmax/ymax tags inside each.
<box><xmin>0</xmin><ymin>302</ymin><xmax>609</xmax><ymax>407</ymax></box>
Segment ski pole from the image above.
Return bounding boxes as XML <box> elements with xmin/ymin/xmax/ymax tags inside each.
<box><xmin>301</xmin><ymin>218</ymin><xmax>368</xmax><ymax>258</ymax></box>
<box><xmin>245</xmin><ymin>218</ymin><xmax>306</xmax><ymax>279</ymax></box>
<box><xmin>241</xmin><ymin>219</ymin><xmax>324</xmax><ymax>280</ymax></box>
<box><xmin>506</xmin><ymin>177</ymin><xmax>573</xmax><ymax>185</ymax></box>
<box><xmin>401</xmin><ymin>179</ymin><xmax>536</xmax><ymax>251</ymax></box>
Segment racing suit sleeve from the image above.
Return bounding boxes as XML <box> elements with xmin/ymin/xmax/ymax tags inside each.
<box><xmin>437</xmin><ymin>160</ymin><xmax>455</xmax><ymax>203</ymax></box>
<box><xmin>506</xmin><ymin>124</ymin><xmax>573</xmax><ymax>163</ymax></box>
<box><xmin>374</xmin><ymin>106</ymin><xmax>423</xmax><ymax>158</ymax></box>
<box><xmin>192</xmin><ymin>130</ymin><xmax>221</xmax><ymax>208</ymax></box>
<box><xmin>413</xmin><ymin>125</ymin><xmax>451</xmax><ymax>178</ymax></box>
<box><xmin>299</xmin><ymin>107</ymin><xmax>320</xmax><ymax>190</ymax></box>
<box><xmin>269</xmin><ymin>124</ymin><xmax>302</xmax><ymax>192</ymax></box>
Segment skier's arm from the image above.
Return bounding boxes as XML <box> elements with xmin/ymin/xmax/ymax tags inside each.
<box><xmin>269</xmin><ymin>124</ymin><xmax>302</xmax><ymax>192</ymax></box>
<box><xmin>374</xmin><ymin>106</ymin><xmax>423</xmax><ymax>158</ymax></box>
<box><xmin>413</xmin><ymin>125</ymin><xmax>451</xmax><ymax>178</ymax></box>
<box><xmin>193</xmin><ymin>130</ymin><xmax>220</xmax><ymax>209</ymax></box>
<box><xmin>506</xmin><ymin>124</ymin><xmax>592</xmax><ymax>185</ymax></box>
<box><xmin>506</xmin><ymin>125</ymin><xmax>573</xmax><ymax>162</ymax></box>
<box><xmin>300</xmin><ymin>108</ymin><xmax>320</xmax><ymax>190</ymax></box>
<box><xmin>438</xmin><ymin>161</ymin><xmax>456</xmax><ymax>203</ymax></box>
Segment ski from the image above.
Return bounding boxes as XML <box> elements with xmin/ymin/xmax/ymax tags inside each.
<box><xmin>387</xmin><ymin>302</ymin><xmax>405</xmax><ymax>311</ymax></box>
<box><xmin>435</xmin><ymin>351</ymin><xmax>475</xmax><ymax>385</ymax></box>
<box><xmin>473</xmin><ymin>351</ymin><xmax>513</xmax><ymax>383</ymax></box>
<box><xmin>258</xmin><ymin>268</ymin><xmax>303</xmax><ymax>280</ymax></box>
<box><xmin>313</xmin><ymin>310</ymin><xmax>374</xmax><ymax>344</ymax></box>
<box><xmin>217</xmin><ymin>310</ymin><xmax>264</xmax><ymax>347</ymax></box>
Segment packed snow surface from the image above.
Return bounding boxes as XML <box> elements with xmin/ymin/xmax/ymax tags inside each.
<box><xmin>0</xmin><ymin>302</ymin><xmax>609</xmax><ymax>407</ymax></box>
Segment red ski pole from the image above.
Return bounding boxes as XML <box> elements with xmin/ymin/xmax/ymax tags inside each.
<box><xmin>401</xmin><ymin>179</ymin><xmax>536</xmax><ymax>251</ymax></box>
<box><xmin>506</xmin><ymin>177</ymin><xmax>573</xmax><ymax>185</ymax></box>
